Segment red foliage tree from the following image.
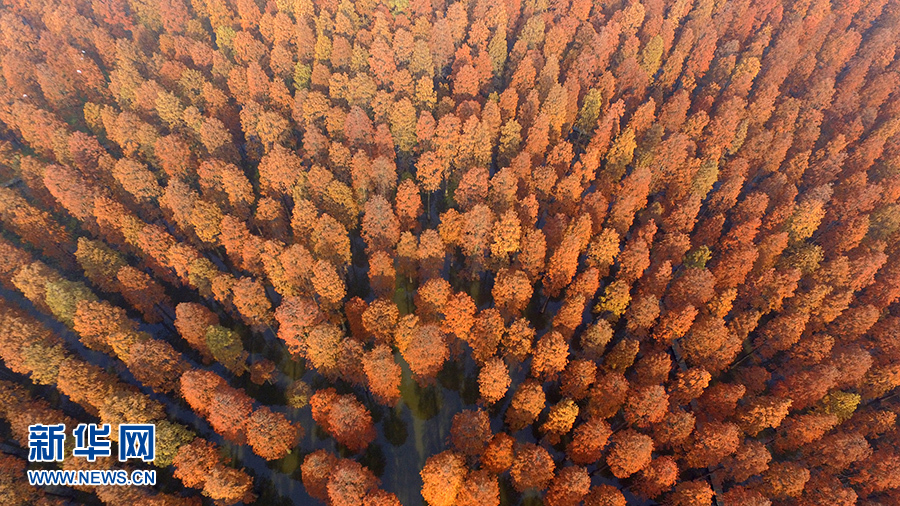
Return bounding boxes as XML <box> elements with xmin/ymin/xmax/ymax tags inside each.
<box><xmin>310</xmin><ymin>388</ymin><xmax>376</xmax><ymax>453</ymax></box>
<box><xmin>302</xmin><ymin>450</ymin><xmax>338</xmax><ymax>502</ymax></box>
<box><xmin>510</xmin><ymin>443</ymin><xmax>555</xmax><ymax>492</ymax></box>
<box><xmin>401</xmin><ymin>324</ymin><xmax>449</xmax><ymax>386</ymax></box>
<box><xmin>633</xmin><ymin>456</ymin><xmax>678</xmax><ymax>499</ymax></box>
<box><xmin>246</xmin><ymin>407</ymin><xmax>300</xmax><ymax>461</ymax></box>
<box><xmin>363</xmin><ymin>344</ymin><xmax>402</xmax><ymax>407</ymax></box>
<box><xmin>450</xmin><ymin>409</ymin><xmax>491</xmax><ymax>456</ymax></box>
<box><xmin>420</xmin><ymin>451</ymin><xmax>466</xmax><ymax>506</ymax></box>
<box><xmin>327</xmin><ymin>459</ymin><xmax>378</xmax><ymax>506</ymax></box>
<box><xmin>606</xmin><ymin>429</ymin><xmax>653</xmax><ymax>479</ymax></box>
<box><xmin>544</xmin><ymin>466</ymin><xmax>590</xmax><ymax>506</ymax></box>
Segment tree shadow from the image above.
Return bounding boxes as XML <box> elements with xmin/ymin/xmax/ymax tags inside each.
<box><xmin>383</xmin><ymin>406</ymin><xmax>409</xmax><ymax>447</ymax></box>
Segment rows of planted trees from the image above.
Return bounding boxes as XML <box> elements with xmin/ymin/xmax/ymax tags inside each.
<box><xmin>0</xmin><ymin>0</ymin><xmax>899</xmax><ymax>504</ymax></box>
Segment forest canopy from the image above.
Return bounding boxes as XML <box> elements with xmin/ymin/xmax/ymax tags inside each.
<box><xmin>0</xmin><ymin>0</ymin><xmax>899</xmax><ymax>504</ymax></box>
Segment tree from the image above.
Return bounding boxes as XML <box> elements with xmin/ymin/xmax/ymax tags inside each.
<box><xmin>805</xmin><ymin>432</ymin><xmax>872</xmax><ymax>471</ymax></box>
<box><xmin>852</xmin><ymin>449</ymin><xmax>900</xmax><ymax>495</ymax></box>
<box><xmin>596</xmin><ymin>280</ymin><xmax>631</xmax><ymax>317</ymax></box>
<box><xmin>606</xmin><ymin>429</ymin><xmax>653</xmax><ymax>479</ymax></box>
<box><xmin>368</xmin><ymin>250</ymin><xmax>396</xmax><ymax>298</ymax></box>
<box><xmin>455</xmin><ymin>167</ymin><xmax>489</xmax><ymax>211</ymax></box>
<box><xmin>530</xmin><ymin>331</ymin><xmax>568</xmax><ymax>380</ymax></box>
<box><xmin>207</xmin><ymin>385</ymin><xmax>253</xmax><ymax>445</ymax></box>
<box><xmin>633</xmin><ymin>456</ymin><xmax>678</xmax><ymax>499</ymax></box>
<box><xmin>310</xmin><ymin>388</ymin><xmax>375</xmax><ymax>453</ymax></box>
<box><xmin>734</xmin><ymin>396</ymin><xmax>792</xmax><ymax>436</ymax></box>
<box><xmin>153</xmin><ymin>420</ymin><xmax>195</xmax><ymax>468</ymax></box>
<box><xmin>665</xmin><ymin>480</ymin><xmax>714</xmax><ymax>506</ymax></box>
<box><xmin>518</xmin><ymin>228</ymin><xmax>547</xmax><ymax>281</ymax></box>
<box><xmin>544</xmin><ymin>216</ymin><xmax>592</xmax><ymax>297</ymax></box>
<box><xmin>247</xmin><ymin>407</ymin><xmax>300</xmax><ymax>461</ymax></box>
<box><xmin>468</xmin><ymin>308</ymin><xmax>504</xmax><ymax>364</ymax></box>
<box><xmin>479</xmin><ymin>357</ymin><xmax>511</xmax><ymax>405</ymax></box>
<box><xmin>395</xmin><ymin>179</ymin><xmax>423</xmax><ymax>231</ymax></box>
<box><xmin>623</xmin><ymin>385</ymin><xmax>669</xmax><ymax>428</ymax></box>
<box><xmin>583</xmin><ymin>484</ymin><xmax>626</xmax><ymax>506</ymax></box>
<box><xmin>510</xmin><ymin>443</ymin><xmax>555</xmax><ymax>492</ymax></box>
<box><xmin>683</xmin><ymin>421</ymin><xmax>741</xmax><ymax>469</ymax></box>
<box><xmin>328</xmin><ymin>459</ymin><xmax>378</xmax><ymax>506</ymax></box>
<box><xmin>389</xmin><ymin>98</ymin><xmax>417</xmax><ymax>153</ymax></box>
<box><xmin>204</xmin><ymin>466</ymin><xmax>254</xmax><ymax>505</ymax></box>
<box><xmin>800</xmin><ymin>473</ymin><xmax>857</xmax><ymax>506</ymax></box>
<box><xmin>313</xmin><ymin>213</ymin><xmax>352</xmax><ymax>266</ymax></box>
<box><xmin>602</xmin><ymin>338</ymin><xmax>640</xmax><ymax>373</ymax></box>
<box><xmin>450</xmin><ymin>410</ymin><xmax>491</xmax><ymax>456</ymax></box>
<box><xmin>460</xmin><ymin>204</ymin><xmax>495</xmax><ymax>271</ymax></box>
<box><xmin>560</xmin><ymin>359</ymin><xmax>596</xmax><ymax>401</ymax></box>
<box><xmin>586</xmin><ymin>372</ymin><xmax>629</xmax><ymax>420</ymax></box>
<box><xmin>416</xmin><ymin>150</ymin><xmax>445</xmax><ymax>193</ymax></box>
<box><xmin>669</xmin><ymin>368</ymin><xmax>712</xmax><ymax>405</ymax></box>
<box><xmin>124</xmin><ymin>339</ymin><xmax>187</xmax><ymax>393</ymax></box>
<box><xmin>45</xmin><ymin>278</ymin><xmax>98</xmax><ymax>328</ymax></box>
<box><xmin>417</xmin><ymin>229</ymin><xmax>446</xmax><ymax>280</ymax></box>
<box><xmin>363</xmin><ymin>344</ymin><xmax>402</xmax><ymax>407</ymax></box>
<box><xmin>544</xmin><ymin>466</ymin><xmax>590</xmax><ymax>506</ymax></box>
<box><xmin>179</xmin><ymin>369</ymin><xmax>224</xmax><ymax>418</ymax></box>
<box><xmin>415</xmin><ymin>278</ymin><xmax>450</xmax><ymax>321</ymax></box>
<box><xmin>540</xmin><ymin>398</ymin><xmax>579</xmax><ymax>444</ymax></box>
<box><xmin>679</xmin><ymin>314</ymin><xmax>731</xmax><ymax>365</ymax></box>
<box><xmin>155</xmin><ymin>134</ymin><xmax>194</xmax><ymax>178</ymax></box>
<box><xmin>232</xmin><ymin>277</ymin><xmax>273</xmax><ymax>328</ymax></box>
<box><xmin>56</xmin><ymin>358</ymin><xmax>118</xmax><ymax>414</ymax></box>
<box><xmin>490</xmin><ymin>210</ymin><xmax>522</xmax><ymax>261</ymax></box>
<box><xmin>362</xmin><ymin>195</ymin><xmax>400</xmax><ymax>251</ymax></box>
<box><xmin>116</xmin><ymin>266</ymin><xmax>168</xmax><ymax>322</ymax></box>
<box><xmin>456</xmin><ymin>470</ymin><xmax>499</xmax><ymax>506</ymax></box>
<box><xmin>20</xmin><ymin>340</ymin><xmax>65</xmax><ymax>386</ymax></box>
<box><xmin>1</xmin><ymin>183</ymin><xmax>77</xmax><ymax>260</ymax></box>
<box><xmin>722</xmin><ymin>439</ymin><xmax>771</xmax><ymax>483</ymax></box>
<box><xmin>75</xmin><ymin>237</ymin><xmax>126</xmax><ymax>292</ymax></box>
<box><xmin>112</xmin><ymin>158</ymin><xmax>162</xmax><ymax>202</ymax></box>
<box><xmin>567</xmin><ymin>416</ymin><xmax>611</xmax><ymax>465</ymax></box>
<box><xmin>72</xmin><ymin>299</ymin><xmax>135</xmax><ymax>354</ymax></box>
<box><xmin>632</xmin><ymin>350</ymin><xmax>673</xmax><ymax>388</ymax></box>
<box><xmin>761</xmin><ymin>461</ymin><xmax>810</xmax><ymax>499</ymax></box>
<box><xmin>174</xmin><ymin>303</ymin><xmax>217</xmax><ymax>362</ymax></box>
<box><xmin>580</xmin><ymin>320</ymin><xmax>613</xmax><ymax>360</ymax></box>
<box><xmin>172</xmin><ymin>438</ymin><xmax>221</xmax><ymax>490</ymax></box>
<box><xmin>443</xmin><ymin>292</ymin><xmax>477</xmax><ymax>339</ymax></box>
<box><xmin>305</xmin><ymin>323</ymin><xmax>343</xmax><ymax>378</ymax></box>
<box><xmin>505</xmin><ymin>379</ymin><xmax>545</xmax><ymax>431</ymax></box>
<box><xmin>311</xmin><ymin>259</ymin><xmax>345</xmax><ymax>308</ymax></box>
<box><xmin>420</xmin><ymin>451</ymin><xmax>466</xmax><ymax>506</ymax></box>
<box><xmin>205</xmin><ymin>325</ymin><xmax>248</xmax><ymax>376</ymax></box>
<box><xmin>364</xmin><ymin>489</ymin><xmax>403</xmax><ymax>506</ymax></box>
<box><xmin>586</xmin><ymin>228</ymin><xmax>621</xmax><ymax>276</ymax></box>
<box><xmin>0</xmin><ymin>239</ymin><xmax>31</xmax><ymax>290</ymax></box>
<box><xmin>98</xmin><ymin>389</ymin><xmax>165</xmax><ymax>437</ymax></box>
<box><xmin>773</xmin><ymin>412</ymin><xmax>840</xmax><ymax>453</ymax></box>
<box><xmin>482</xmin><ymin>433</ymin><xmax>515</xmax><ymax>474</ymax></box>
<box><xmin>492</xmin><ymin>268</ymin><xmax>532</xmax><ymax>317</ymax></box>
<box><xmin>401</xmin><ymin>324</ymin><xmax>449</xmax><ymax>386</ymax></box>
<box><xmin>302</xmin><ymin>450</ymin><xmax>338</xmax><ymax>502</ymax></box>
<box><xmin>275</xmin><ymin>296</ymin><xmax>323</xmax><ymax>356</ymax></box>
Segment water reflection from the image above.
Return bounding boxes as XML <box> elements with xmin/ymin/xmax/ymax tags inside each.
<box><xmin>360</xmin><ymin>444</ymin><xmax>387</xmax><ymax>477</ymax></box>
<box><xmin>383</xmin><ymin>407</ymin><xmax>409</xmax><ymax>447</ymax></box>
